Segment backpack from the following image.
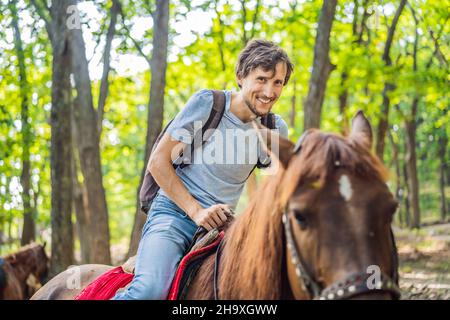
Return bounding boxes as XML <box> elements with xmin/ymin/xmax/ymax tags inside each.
<box><xmin>139</xmin><ymin>90</ymin><xmax>276</xmax><ymax>214</ymax></box>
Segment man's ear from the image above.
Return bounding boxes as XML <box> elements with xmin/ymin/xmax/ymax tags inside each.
<box><xmin>252</xmin><ymin>121</ymin><xmax>295</xmax><ymax>169</ymax></box>
<box><xmin>350</xmin><ymin>110</ymin><xmax>373</xmax><ymax>150</ymax></box>
<box><xmin>236</xmin><ymin>74</ymin><xmax>243</xmax><ymax>88</ymax></box>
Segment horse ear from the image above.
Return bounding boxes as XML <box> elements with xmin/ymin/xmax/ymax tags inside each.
<box><xmin>252</xmin><ymin>121</ymin><xmax>295</xmax><ymax>169</ymax></box>
<box><xmin>350</xmin><ymin>110</ymin><xmax>373</xmax><ymax>150</ymax></box>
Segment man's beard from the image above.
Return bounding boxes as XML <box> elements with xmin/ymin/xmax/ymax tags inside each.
<box><xmin>244</xmin><ymin>99</ymin><xmax>268</xmax><ymax>118</ymax></box>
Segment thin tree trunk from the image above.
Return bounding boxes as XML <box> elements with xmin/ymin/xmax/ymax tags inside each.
<box><xmin>69</xmin><ymin>0</ymin><xmax>111</xmax><ymax>264</ymax></box>
<box><xmin>290</xmin><ymin>78</ymin><xmax>296</xmax><ymax>127</ymax></box>
<box><xmin>72</xmin><ymin>159</ymin><xmax>90</xmax><ymax>264</ymax></box>
<box><xmin>249</xmin><ymin>0</ymin><xmax>261</xmax><ymax>40</ymax></box>
<box><xmin>375</xmin><ymin>0</ymin><xmax>407</xmax><ymax>160</ymax></box>
<box><xmin>405</xmin><ymin>100</ymin><xmax>420</xmax><ymax>229</ymax></box>
<box><xmin>9</xmin><ymin>0</ymin><xmax>35</xmax><ymax>245</ymax></box>
<box><xmin>404</xmin><ymin>4</ymin><xmax>421</xmax><ymax>229</ymax></box>
<box><xmin>240</xmin><ymin>0</ymin><xmax>248</xmax><ymax>44</ymax></box>
<box><xmin>438</xmin><ymin>132</ymin><xmax>448</xmax><ymax>222</ymax></box>
<box><xmin>97</xmin><ymin>0</ymin><xmax>121</xmax><ymax>136</ymax></box>
<box><xmin>49</xmin><ymin>0</ymin><xmax>74</xmax><ymax>276</ymax></box>
<box><xmin>402</xmin><ymin>162</ymin><xmax>411</xmax><ymax>228</ymax></box>
<box><xmin>338</xmin><ymin>71</ymin><xmax>349</xmax><ymax>135</ymax></box>
<box><xmin>303</xmin><ymin>0</ymin><xmax>337</xmax><ymax>130</ymax></box>
<box><xmin>289</xmin><ymin>2</ymin><xmax>298</xmax><ymax>128</ymax></box>
<box><xmin>71</xmin><ymin>110</ymin><xmax>91</xmax><ymax>264</ymax></box>
<box><xmin>128</xmin><ymin>0</ymin><xmax>170</xmax><ymax>257</ymax></box>
<box><xmin>338</xmin><ymin>0</ymin><xmax>367</xmax><ymax>136</ymax></box>
<box><xmin>388</xmin><ymin>130</ymin><xmax>402</xmax><ymax>226</ymax></box>
<box><xmin>213</xmin><ymin>0</ymin><xmax>227</xmax><ymax>89</ymax></box>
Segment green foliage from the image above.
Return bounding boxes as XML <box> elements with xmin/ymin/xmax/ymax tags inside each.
<box><xmin>0</xmin><ymin>0</ymin><xmax>448</xmax><ymax>255</ymax></box>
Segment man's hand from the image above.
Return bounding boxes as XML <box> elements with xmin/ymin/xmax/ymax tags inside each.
<box><xmin>191</xmin><ymin>204</ymin><xmax>233</xmax><ymax>231</ymax></box>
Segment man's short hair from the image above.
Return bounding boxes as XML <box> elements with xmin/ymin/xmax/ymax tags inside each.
<box><xmin>235</xmin><ymin>39</ymin><xmax>294</xmax><ymax>88</ymax></box>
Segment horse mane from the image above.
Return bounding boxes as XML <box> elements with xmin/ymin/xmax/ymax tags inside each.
<box><xmin>4</xmin><ymin>242</ymin><xmax>47</xmax><ymax>275</ymax></box>
<box><xmin>4</xmin><ymin>242</ymin><xmax>44</xmax><ymax>260</ymax></box>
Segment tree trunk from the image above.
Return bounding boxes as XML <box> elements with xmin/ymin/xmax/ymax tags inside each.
<box><xmin>48</xmin><ymin>0</ymin><xmax>74</xmax><ymax>276</ymax></box>
<box><xmin>71</xmin><ymin>111</ymin><xmax>91</xmax><ymax>264</ymax></box>
<box><xmin>290</xmin><ymin>79</ymin><xmax>296</xmax><ymax>128</ymax></box>
<box><xmin>338</xmin><ymin>0</ymin><xmax>367</xmax><ymax>136</ymax></box>
<box><xmin>388</xmin><ymin>130</ymin><xmax>402</xmax><ymax>226</ymax></box>
<box><xmin>338</xmin><ymin>71</ymin><xmax>349</xmax><ymax>135</ymax></box>
<box><xmin>69</xmin><ymin>0</ymin><xmax>111</xmax><ymax>264</ymax></box>
<box><xmin>405</xmin><ymin>98</ymin><xmax>420</xmax><ymax>229</ymax></box>
<box><xmin>402</xmin><ymin>162</ymin><xmax>411</xmax><ymax>228</ymax></box>
<box><xmin>375</xmin><ymin>0</ymin><xmax>407</xmax><ymax>160</ymax></box>
<box><xmin>303</xmin><ymin>0</ymin><xmax>337</xmax><ymax>130</ymax></box>
<box><xmin>97</xmin><ymin>0</ymin><xmax>121</xmax><ymax>136</ymax></box>
<box><xmin>240</xmin><ymin>0</ymin><xmax>248</xmax><ymax>44</ymax></box>
<box><xmin>128</xmin><ymin>0</ymin><xmax>170</xmax><ymax>257</ymax></box>
<box><xmin>9</xmin><ymin>0</ymin><xmax>35</xmax><ymax>245</ymax></box>
<box><xmin>438</xmin><ymin>132</ymin><xmax>448</xmax><ymax>222</ymax></box>
<box><xmin>213</xmin><ymin>0</ymin><xmax>227</xmax><ymax>89</ymax></box>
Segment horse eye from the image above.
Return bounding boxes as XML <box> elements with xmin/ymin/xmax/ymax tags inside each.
<box><xmin>293</xmin><ymin>209</ymin><xmax>308</xmax><ymax>230</ymax></box>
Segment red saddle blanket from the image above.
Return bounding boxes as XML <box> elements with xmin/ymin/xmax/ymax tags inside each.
<box><xmin>74</xmin><ymin>232</ymin><xmax>224</xmax><ymax>300</ymax></box>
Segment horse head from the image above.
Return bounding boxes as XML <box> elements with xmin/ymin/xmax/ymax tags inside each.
<box><xmin>263</xmin><ymin>111</ymin><xmax>400</xmax><ymax>300</ymax></box>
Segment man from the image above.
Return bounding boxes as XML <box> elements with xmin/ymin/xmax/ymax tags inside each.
<box><xmin>112</xmin><ymin>39</ymin><xmax>293</xmax><ymax>300</ymax></box>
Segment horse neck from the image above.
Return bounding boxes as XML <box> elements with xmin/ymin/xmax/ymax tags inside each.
<box><xmin>218</xmin><ymin>185</ymin><xmax>287</xmax><ymax>299</ymax></box>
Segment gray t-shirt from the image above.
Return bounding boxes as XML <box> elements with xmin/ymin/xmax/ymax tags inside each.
<box><xmin>159</xmin><ymin>89</ymin><xmax>288</xmax><ymax>210</ymax></box>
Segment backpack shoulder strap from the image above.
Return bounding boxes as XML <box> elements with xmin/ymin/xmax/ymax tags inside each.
<box><xmin>179</xmin><ymin>90</ymin><xmax>226</xmax><ymax>168</ymax></box>
<box><xmin>203</xmin><ymin>90</ymin><xmax>226</xmax><ymax>140</ymax></box>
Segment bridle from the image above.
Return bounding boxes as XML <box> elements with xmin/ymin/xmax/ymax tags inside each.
<box><xmin>283</xmin><ymin>130</ymin><xmax>401</xmax><ymax>300</ymax></box>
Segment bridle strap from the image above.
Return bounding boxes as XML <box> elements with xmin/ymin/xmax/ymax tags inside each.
<box><xmin>282</xmin><ymin>212</ymin><xmax>321</xmax><ymax>298</ymax></box>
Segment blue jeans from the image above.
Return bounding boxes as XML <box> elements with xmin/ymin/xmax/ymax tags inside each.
<box><xmin>112</xmin><ymin>193</ymin><xmax>198</xmax><ymax>300</ymax></box>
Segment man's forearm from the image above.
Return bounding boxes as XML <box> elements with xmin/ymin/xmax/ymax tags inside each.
<box><xmin>149</xmin><ymin>160</ymin><xmax>202</xmax><ymax>218</ymax></box>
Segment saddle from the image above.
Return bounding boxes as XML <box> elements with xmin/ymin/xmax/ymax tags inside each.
<box><xmin>75</xmin><ymin>228</ymin><xmax>224</xmax><ymax>300</ymax></box>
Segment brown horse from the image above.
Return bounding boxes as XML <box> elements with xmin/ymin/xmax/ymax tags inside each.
<box><xmin>31</xmin><ymin>110</ymin><xmax>401</xmax><ymax>300</ymax></box>
<box><xmin>0</xmin><ymin>242</ymin><xmax>49</xmax><ymax>299</ymax></box>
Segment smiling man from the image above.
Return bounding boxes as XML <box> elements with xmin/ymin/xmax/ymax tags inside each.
<box><xmin>112</xmin><ymin>39</ymin><xmax>294</xmax><ymax>300</ymax></box>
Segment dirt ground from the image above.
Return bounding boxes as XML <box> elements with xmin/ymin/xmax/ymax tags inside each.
<box><xmin>395</xmin><ymin>223</ymin><xmax>450</xmax><ymax>300</ymax></box>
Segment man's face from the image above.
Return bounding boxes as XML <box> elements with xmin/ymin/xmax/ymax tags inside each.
<box><xmin>237</xmin><ymin>62</ymin><xmax>287</xmax><ymax>117</ymax></box>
